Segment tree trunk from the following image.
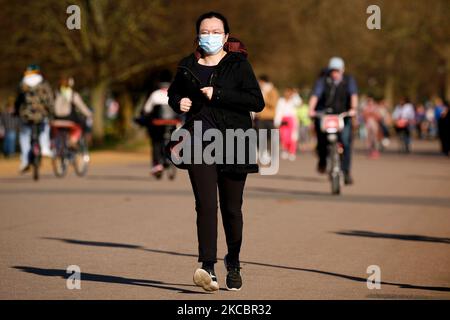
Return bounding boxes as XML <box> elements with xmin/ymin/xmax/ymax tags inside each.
<box><xmin>408</xmin><ymin>80</ymin><xmax>418</xmax><ymax>104</ymax></box>
<box><xmin>117</xmin><ymin>90</ymin><xmax>135</xmax><ymax>138</ymax></box>
<box><xmin>384</xmin><ymin>53</ymin><xmax>396</xmax><ymax>109</ymax></box>
<box><xmin>90</xmin><ymin>80</ymin><xmax>108</xmax><ymax>144</ymax></box>
<box><xmin>384</xmin><ymin>74</ymin><xmax>395</xmax><ymax>109</ymax></box>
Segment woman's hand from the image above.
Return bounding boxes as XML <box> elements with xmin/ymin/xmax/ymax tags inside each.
<box><xmin>180</xmin><ymin>97</ymin><xmax>192</xmax><ymax>112</ymax></box>
<box><xmin>200</xmin><ymin>87</ymin><xmax>214</xmax><ymax>100</ymax></box>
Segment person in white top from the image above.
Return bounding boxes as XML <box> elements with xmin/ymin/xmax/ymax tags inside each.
<box><xmin>144</xmin><ymin>83</ymin><xmax>172</xmax><ymax>116</ymax></box>
<box><xmin>274</xmin><ymin>88</ymin><xmax>301</xmax><ymax>160</ymax></box>
<box><xmin>392</xmin><ymin>101</ymin><xmax>415</xmax><ymax>122</ymax></box>
<box><xmin>142</xmin><ymin>81</ymin><xmax>178</xmax><ymax>176</ymax></box>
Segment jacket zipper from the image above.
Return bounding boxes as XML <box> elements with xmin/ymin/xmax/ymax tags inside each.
<box><xmin>208</xmin><ymin>71</ymin><xmax>216</xmax><ymax>86</ymax></box>
<box><xmin>179</xmin><ymin>61</ymin><xmax>221</xmax><ymax>122</ymax></box>
<box><xmin>178</xmin><ymin>66</ymin><xmax>201</xmax><ymax>85</ymax></box>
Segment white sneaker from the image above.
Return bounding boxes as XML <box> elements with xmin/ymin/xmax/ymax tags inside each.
<box><xmin>193</xmin><ymin>268</ymin><xmax>219</xmax><ymax>292</ymax></box>
<box><xmin>288</xmin><ymin>154</ymin><xmax>296</xmax><ymax>161</ymax></box>
<box><xmin>19</xmin><ymin>163</ymin><xmax>30</xmax><ymax>174</ymax></box>
<box><xmin>281</xmin><ymin>151</ymin><xmax>289</xmax><ymax>160</ymax></box>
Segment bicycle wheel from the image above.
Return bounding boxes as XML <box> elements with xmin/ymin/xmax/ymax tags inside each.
<box><xmin>51</xmin><ymin>135</ymin><xmax>68</xmax><ymax>177</ymax></box>
<box><xmin>52</xmin><ymin>155</ymin><xmax>68</xmax><ymax>177</ymax></box>
<box><xmin>331</xmin><ymin>174</ymin><xmax>340</xmax><ymax>195</ymax></box>
<box><xmin>73</xmin><ymin>137</ymin><xmax>90</xmax><ymax>177</ymax></box>
<box><xmin>329</xmin><ymin>143</ymin><xmax>341</xmax><ymax>195</ymax></box>
<box><xmin>32</xmin><ymin>144</ymin><xmax>40</xmax><ymax>181</ymax></box>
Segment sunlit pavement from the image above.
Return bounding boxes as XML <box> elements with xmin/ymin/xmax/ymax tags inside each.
<box><xmin>0</xmin><ymin>140</ymin><xmax>449</xmax><ymax>299</ymax></box>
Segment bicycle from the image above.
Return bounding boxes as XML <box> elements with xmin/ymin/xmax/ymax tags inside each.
<box><xmin>151</xmin><ymin>118</ymin><xmax>180</xmax><ymax>180</ymax></box>
<box><xmin>50</xmin><ymin>120</ymin><xmax>90</xmax><ymax>177</ymax></box>
<box><xmin>315</xmin><ymin>110</ymin><xmax>350</xmax><ymax>195</ymax></box>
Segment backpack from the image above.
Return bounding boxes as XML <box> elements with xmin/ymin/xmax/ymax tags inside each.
<box><xmin>320</xmin><ymin>74</ymin><xmax>352</xmax><ymax>114</ymax></box>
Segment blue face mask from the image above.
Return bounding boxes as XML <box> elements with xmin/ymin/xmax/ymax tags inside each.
<box><xmin>198</xmin><ymin>34</ymin><xmax>224</xmax><ymax>55</ymax></box>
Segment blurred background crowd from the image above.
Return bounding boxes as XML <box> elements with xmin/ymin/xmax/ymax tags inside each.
<box><xmin>0</xmin><ymin>0</ymin><xmax>449</xmax><ymax>160</ymax></box>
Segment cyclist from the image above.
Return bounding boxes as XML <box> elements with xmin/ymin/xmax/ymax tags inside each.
<box><xmin>14</xmin><ymin>64</ymin><xmax>54</xmax><ymax>173</ymax></box>
<box><xmin>308</xmin><ymin>57</ymin><xmax>358</xmax><ymax>185</ymax></box>
<box><xmin>52</xmin><ymin>77</ymin><xmax>92</xmax><ymax>149</ymax></box>
<box><xmin>142</xmin><ymin>72</ymin><xmax>180</xmax><ymax>177</ymax></box>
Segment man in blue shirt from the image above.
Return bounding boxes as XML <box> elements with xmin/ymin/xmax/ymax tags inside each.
<box><xmin>308</xmin><ymin>57</ymin><xmax>358</xmax><ymax>185</ymax></box>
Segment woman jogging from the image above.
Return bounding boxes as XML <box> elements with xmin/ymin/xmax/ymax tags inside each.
<box><xmin>167</xmin><ymin>11</ymin><xmax>264</xmax><ymax>292</ymax></box>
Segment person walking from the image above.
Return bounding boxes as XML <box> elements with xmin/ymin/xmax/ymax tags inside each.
<box><xmin>274</xmin><ymin>87</ymin><xmax>301</xmax><ymax>161</ymax></box>
<box><xmin>167</xmin><ymin>12</ymin><xmax>264</xmax><ymax>292</ymax></box>
<box><xmin>0</xmin><ymin>97</ymin><xmax>20</xmax><ymax>157</ymax></box>
<box><xmin>378</xmin><ymin>99</ymin><xmax>391</xmax><ymax>149</ymax></box>
<box><xmin>255</xmin><ymin>75</ymin><xmax>279</xmax><ymax>162</ymax></box>
<box><xmin>362</xmin><ymin>97</ymin><xmax>382</xmax><ymax>159</ymax></box>
<box><xmin>392</xmin><ymin>97</ymin><xmax>415</xmax><ymax>153</ymax></box>
<box><xmin>297</xmin><ymin>100</ymin><xmax>312</xmax><ymax>148</ymax></box>
<box><xmin>415</xmin><ymin>103</ymin><xmax>426</xmax><ymax>140</ymax></box>
<box><xmin>434</xmin><ymin>97</ymin><xmax>450</xmax><ymax>156</ymax></box>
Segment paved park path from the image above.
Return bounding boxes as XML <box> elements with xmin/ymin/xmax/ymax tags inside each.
<box><xmin>1</xmin><ymin>140</ymin><xmax>449</xmax><ymax>299</ymax></box>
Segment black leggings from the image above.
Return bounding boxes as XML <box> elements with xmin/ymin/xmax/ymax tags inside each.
<box><xmin>188</xmin><ymin>163</ymin><xmax>247</xmax><ymax>264</ymax></box>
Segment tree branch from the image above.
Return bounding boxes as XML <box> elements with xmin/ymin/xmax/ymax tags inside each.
<box><xmin>113</xmin><ymin>53</ymin><xmax>181</xmax><ymax>83</ymax></box>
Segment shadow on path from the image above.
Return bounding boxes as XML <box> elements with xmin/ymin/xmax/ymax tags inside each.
<box><xmin>334</xmin><ymin>230</ymin><xmax>450</xmax><ymax>244</ymax></box>
<box><xmin>12</xmin><ymin>266</ymin><xmax>206</xmax><ymax>294</ymax></box>
<box><xmin>41</xmin><ymin>237</ymin><xmax>450</xmax><ymax>293</ymax></box>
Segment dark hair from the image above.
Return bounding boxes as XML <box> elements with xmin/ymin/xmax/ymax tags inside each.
<box><xmin>259</xmin><ymin>74</ymin><xmax>270</xmax><ymax>82</ymax></box>
<box><xmin>195</xmin><ymin>11</ymin><xmax>230</xmax><ymax>35</ymax></box>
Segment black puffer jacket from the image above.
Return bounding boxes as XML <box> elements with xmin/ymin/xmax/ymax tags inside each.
<box><xmin>168</xmin><ymin>44</ymin><xmax>265</xmax><ymax>174</ymax></box>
